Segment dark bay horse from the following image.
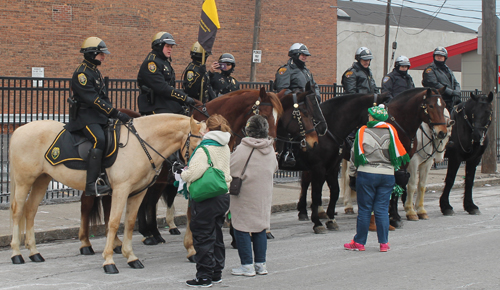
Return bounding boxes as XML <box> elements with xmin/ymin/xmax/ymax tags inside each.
<box><xmin>292</xmin><ymin>93</ymin><xmax>391</xmax><ymax>234</ymax></box>
<box><xmin>440</xmin><ymin>91</ymin><xmax>493</xmax><ymax>216</ymax></box>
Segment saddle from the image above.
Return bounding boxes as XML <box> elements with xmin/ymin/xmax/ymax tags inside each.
<box><xmin>45</xmin><ymin>120</ymin><xmax>121</xmax><ymax>170</ymax></box>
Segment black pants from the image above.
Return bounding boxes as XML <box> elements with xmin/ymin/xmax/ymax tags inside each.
<box><xmin>190</xmin><ymin>194</ymin><xmax>230</xmax><ymax>280</ymax></box>
<box><xmin>82</xmin><ymin>123</ymin><xmax>105</xmax><ymax>151</ymax></box>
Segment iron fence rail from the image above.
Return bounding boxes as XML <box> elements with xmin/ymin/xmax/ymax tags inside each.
<box><xmin>0</xmin><ymin>76</ymin><xmax>496</xmax><ymax>204</ymax></box>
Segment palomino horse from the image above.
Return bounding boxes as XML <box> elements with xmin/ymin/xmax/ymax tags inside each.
<box><xmin>290</xmin><ymin>92</ymin><xmax>391</xmax><ymax>233</ymax></box>
<box><xmin>440</xmin><ymin>91</ymin><xmax>493</xmax><ymax>216</ymax></box>
<box><xmin>404</xmin><ymin>108</ymin><xmax>453</xmax><ymax>220</ymax></box>
<box><xmin>9</xmin><ymin>114</ymin><xmax>206</xmax><ymax>274</ymax></box>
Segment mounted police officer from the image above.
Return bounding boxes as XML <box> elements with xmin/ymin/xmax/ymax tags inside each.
<box><xmin>381</xmin><ymin>55</ymin><xmax>415</xmax><ymax>100</ymax></box>
<box><xmin>208</xmin><ymin>53</ymin><xmax>240</xmax><ymax>98</ymax></box>
<box><xmin>422</xmin><ymin>47</ymin><xmax>461</xmax><ymax>112</ymax></box>
<box><xmin>137</xmin><ymin>32</ymin><xmax>196</xmax><ymax>115</ymax></box>
<box><xmin>274</xmin><ymin>43</ymin><xmax>327</xmax><ymax>136</ymax></box>
<box><xmin>65</xmin><ymin>37</ymin><xmax>131</xmax><ymax>196</ymax></box>
<box><xmin>182</xmin><ymin>41</ymin><xmax>214</xmax><ymax>103</ymax></box>
<box><xmin>342</xmin><ymin>47</ymin><xmax>379</xmax><ymax>94</ymax></box>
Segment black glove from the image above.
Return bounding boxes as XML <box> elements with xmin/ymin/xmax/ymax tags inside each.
<box><xmin>349</xmin><ymin>176</ymin><xmax>356</xmax><ymax>191</ymax></box>
<box><xmin>452</xmin><ymin>95</ymin><xmax>461</xmax><ymax>106</ymax></box>
<box><xmin>199</xmin><ymin>64</ymin><xmax>207</xmax><ymax>75</ymax></box>
<box><xmin>185</xmin><ymin>96</ymin><xmax>196</xmax><ymax>107</ymax></box>
<box><xmin>172</xmin><ymin>161</ymin><xmax>185</xmax><ymax>174</ymax></box>
<box><xmin>116</xmin><ymin>111</ymin><xmax>131</xmax><ymax>124</ymax></box>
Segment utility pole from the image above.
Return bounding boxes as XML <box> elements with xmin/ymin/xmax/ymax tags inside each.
<box><xmin>383</xmin><ymin>0</ymin><xmax>392</xmax><ymax>76</ymax></box>
<box><xmin>481</xmin><ymin>0</ymin><xmax>497</xmax><ymax>173</ymax></box>
<box><xmin>250</xmin><ymin>0</ymin><xmax>262</xmax><ymax>82</ymax></box>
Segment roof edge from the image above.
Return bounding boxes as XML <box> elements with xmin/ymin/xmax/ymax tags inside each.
<box><xmin>409</xmin><ymin>38</ymin><xmax>478</xmax><ymax>68</ymax></box>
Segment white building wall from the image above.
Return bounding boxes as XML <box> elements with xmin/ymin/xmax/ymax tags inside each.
<box><xmin>337</xmin><ymin>22</ymin><xmax>476</xmax><ymax>88</ymax></box>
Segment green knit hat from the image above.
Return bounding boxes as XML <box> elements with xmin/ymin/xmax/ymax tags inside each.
<box><xmin>368</xmin><ymin>106</ymin><xmax>388</xmax><ymax>121</ymax></box>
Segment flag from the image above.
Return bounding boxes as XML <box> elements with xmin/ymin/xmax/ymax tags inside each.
<box><xmin>198</xmin><ymin>0</ymin><xmax>220</xmax><ymax>53</ymax></box>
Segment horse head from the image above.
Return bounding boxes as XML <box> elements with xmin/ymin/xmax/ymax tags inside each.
<box><xmin>433</xmin><ymin>108</ymin><xmax>454</xmax><ymax>163</ymax></box>
<box><xmin>258</xmin><ymin>87</ymin><xmax>283</xmax><ymax>142</ymax></box>
<box><xmin>422</xmin><ymin>88</ymin><xmax>448</xmax><ymax>140</ymax></box>
<box><xmin>180</xmin><ymin>116</ymin><xmax>207</xmax><ymax>162</ymax></box>
<box><xmin>467</xmin><ymin>91</ymin><xmax>493</xmax><ymax>145</ymax></box>
<box><xmin>277</xmin><ymin>88</ymin><xmax>320</xmax><ymax>151</ymax></box>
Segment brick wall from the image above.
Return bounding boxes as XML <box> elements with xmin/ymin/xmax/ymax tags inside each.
<box><xmin>0</xmin><ymin>0</ymin><xmax>337</xmax><ymax>84</ymax></box>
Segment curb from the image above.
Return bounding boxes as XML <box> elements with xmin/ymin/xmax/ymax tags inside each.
<box><xmin>1</xmin><ymin>178</ymin><xmax>499</xmax><ymax>248</ymax></box>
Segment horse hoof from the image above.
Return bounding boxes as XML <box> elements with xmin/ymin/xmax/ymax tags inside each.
<box><xmin>142</xmin><ymin>236</ymin><xmax>158</xmax><ymax>246</ymax></box>
<box><xmin>390</xmin><ymin>219</ymin><xmax>403</xmax><ymax>229</ymax></box>
<box><xmin>188</xmin><ymin>255</ymin><xmax>197</xmax><ymax>263</ymax></box>
<box><xmin>169</xmin><ymin>228</ymin><xmax>181</xmax><ymax>235</ymax></box>
<box><xmin>266</xmin><ymin>232</ymin><xmax>275</xmax><ymax>239</ymax></box>
<box><xmin>344</xmin><ymin>208</ymin><xmax>355</xmax><ymax>215</ymax></box>
<box><xmin>326</xmin><ymin>220</ymin><xmax>339</xmax><ymax>231</ymax></box>
<box><xmin>113</xmin><ymin>246</ymin><xmax>122</xmax><ymax>254</ymax></box>
<box><xmin>417</xmin><ymin>213</ymin><xmax>429</xmax><ymax>220</ymax></box>
<box><xmin>103</xmin><ymin>264</ymin><xmax>119</xmax><ymax>274</ymax></box>
<box><xmin>29</xmin><ymin>253</ymin><xmax>45</xmax><ymax>262</ymax></box>
<box><xmin>128</xmin><ymin>259</ymin><xmax>144</xmax><ymax>269</ymax></box>
<box><xmin>11</xmin><ymin>255</ymin><xmax>24</xmax><ymax>264</ymax></box>
<box><xmin>154</xmin><ymin>235</ymin><xmax>166</xmax><ymax>244</ymax></box>
<box><xmin>298</xmin><ymin>213</ymin><xmax>309</xmax><ymax>221</ymax></box>
<box><xmin>467</xmin><ymin>208</ymin><xmax>481</xmax><ymax>215</ymax></box>
<box><xmin>442</xmin><ymin>209</ymin><xmax>455</xmax><ymax>216</ymax></box>
<box><xmin>313</xmin><ymin>226</ymin><xmax>327</xmax><ymax>234</ymax></box>
<box><xmin>80</xmin><ymin>246</ymin><xmax>95</xmax><ymax>255</ymax></box>
<box><xmin>318</xmin><ymin>212</ymin><xmax>329</xmax><ymax>219</ymax></box>
<box><xmin>406</xmin><ymin>214</ymin><xmax>419</xmax><ymax>221</ymax></box>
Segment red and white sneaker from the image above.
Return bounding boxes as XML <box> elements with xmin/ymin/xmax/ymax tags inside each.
<box><xmin>380</xmin><ymin>243</ymin><xmax>390</xmax><ymax>252</ymax></box>
<box><xmin>344</xmin><ymin>240</ymin><xmax>365</xmax><ymax>251</ymax></box>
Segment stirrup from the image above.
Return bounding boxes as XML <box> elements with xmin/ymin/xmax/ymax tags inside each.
<box><xmin>95</xmin><ymin>176</ymin><xmax>112</xmax><ymax>197</ymax></box>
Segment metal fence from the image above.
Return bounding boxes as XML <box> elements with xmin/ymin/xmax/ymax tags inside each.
<box><xmin>0</xmin><ymin>76</ymin><xmax>497</xmax><ymax>203</ymax></box>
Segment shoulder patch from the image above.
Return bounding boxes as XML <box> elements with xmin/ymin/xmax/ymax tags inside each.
<box><xmin>425</xmin><ymin>68</ymin><xmax>432</xmax><ymax>74</ymax></box>
<box><xmin>345</xmin><ymin>71</ymin><xmax>354</xmax><ymax>78</ymax></box>
<box><xmin>278</xmin><ymin>67</ymin><xmax>287</xmax><ymax>75</ymax></box>
<box><xmin>148</xmin><ymin>62</ymin><xmax>157</xmax><ymax>73</ymax></box>
<box><xmin>78</xmin><ymin>73</ymin><xmax>87</xmax><ymax>85</ymax></box>
<box><xmin>186</xmin><ymin>71</ymin><xmax>194</xmax><ymax>82</ymax></box>
<box><xmin>382</xmin><ymin>76</ymin><xmax>390</xmax><ymax>83</ymax></box>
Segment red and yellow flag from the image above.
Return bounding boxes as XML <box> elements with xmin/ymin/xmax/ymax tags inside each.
<box><xmin>198</xmin><ymin>0</ymin><xmax>220</xmax><ymax>53</ymax></box>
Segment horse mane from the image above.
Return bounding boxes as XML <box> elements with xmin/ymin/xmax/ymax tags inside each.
<box><xmin>390</xmin><ymin>87</ymin><xmax>437</xmax><ymax>104</ymax></box>
<box><xmin>266</xmin><ymin>91</ymin><xmax>283</xmax><ymax>119</ymax></box>
<box><xmin>320</xmin><ymin>93</ymin><xmax>365</xmax><ymax>115</ymax></box>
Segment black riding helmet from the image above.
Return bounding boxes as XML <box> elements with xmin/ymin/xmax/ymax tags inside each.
<box><xmin>219</xmin><ymin>53</ymin><xmax>236</xmax><ymax>75</ymax></box>
<box><xmin>151</xmin><ymin>32</ymin><xmax>176</xmax><ymax>50</ymax></box>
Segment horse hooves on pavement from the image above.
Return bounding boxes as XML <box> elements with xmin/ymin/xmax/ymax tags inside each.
<box><xmin>318</xmin><ymin>212</ymin><xmax>329</xmax><ymax>219</ymax></box>
<box><xmin>169</xmin><ymin>228</ymin><xmax>181</xmax><ymax>235</ymax></box>
<box><xmin>417</xmin><ymin>213</ymin><xmax>429</xmax><ymax>220</ymax></box>
<box><xmin>103</xmin><ymin>264</ymin><xmax>119</xmax><ymax>274</ymax></box>
<box><xmin>154</xmin><ymin>235</ymin><xmax>166</xmax><ymax>244</ymax></box>
<box><xmin>142</xmin><ymin>236</ymin><xmax>159</xmax><ymax>246</ymax></box>
<box><xmin>11</xmin><ymin>255</ymin><xmax>25</xmax><ymax>264</ymax></box>
<box><xmin>441</xmin><ymin>208</ymin><xmax>455</xmax><ymax>216</ymax></box>
<box><xmin>80</xmin><ymin>246</ymin><xmax>95</xmax><ymax>255</ymax></box>
<box><xmin>326</xmin><ymin>220</ymin><xmax>339</xmax><ymax>231</ymax></box>
<box><xmin>29</xmin><ymin>253</ymin><xmax>45</xmax><ymax>262</ymax></box>
<box><xmin>390</xmin><ymin>219</ymin><xmax>403</xmax><ymax>229</ymax></box>
<box><xmin>344</xmin><ymin>208</ymin><xmax>355</xmax><ymax>215</ymax></box>
<box><xmin>406</xmin><ymin>214</ymin><xmax>419</xmax><ymax>221</ymax></box>
<box><xmin>266</xmin><ymin>232</ymin><xmax>275</xmax><ymax>239</ymax></box>
<box><xmin>128</xmin><ymin>259</ymin><xmax>145</xmax><ymax>269</ymax></box>
<box><xmin>298</xmin><ymin>214</ymin><xmax>309</xmax><ymax>221</ymax></box>
<box><xmin>313</xmin><ymin>226</ymin><xmax>327</xmax><ymax>234</ymax></box>
<box><xmin>467</xmin><ymin>208</ymin><xmax>481</xmax><ymax>215</ymax></box>
<box><xmin>113</xmin><ymin>246</ymin><xmax>122</xmax><ymax>254</ymax></box>
<box><xmin>188</xmin><ymin>255</ymin><xmax>197</xmax><ymax>263</ymax></box>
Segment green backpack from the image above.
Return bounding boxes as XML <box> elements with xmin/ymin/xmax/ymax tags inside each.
<box><xmin>189</xmin><ymin>146</ymin><xmax>228</xmax><ymax>202</ymax></box>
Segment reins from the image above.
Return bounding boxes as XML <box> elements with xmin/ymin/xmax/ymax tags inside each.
<box><xmin>453</xmin><ymin>103</ymin><xmax>492</xmax><ymax>152</ymax></box>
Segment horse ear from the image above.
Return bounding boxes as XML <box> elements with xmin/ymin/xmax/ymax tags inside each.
<box><xmin>470</xmin><ymin>92</ymin><xmax>477</xmax><ymax>101</ymax></box>
<box><xmin>260</xmin><ymin>87</ymin><xmax>266</xmax><ymax>99</ymax></box>
<box><xmin>305</xmin><ymin>81</ymin><xmax>312</xmax><ymax>92</ymax></box>
<box><xmin>425</xmin><ymin>88</ymin><xmax>432</xmax><ymax>99</ymax></box>
<box><xmin>487</xmin><ymin>91</ymin><xmax>494</xmax><ymax>103</ymax></box>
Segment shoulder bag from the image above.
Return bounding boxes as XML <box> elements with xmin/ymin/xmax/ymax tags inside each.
<box><xmin>229</xmin><ymin>148</ymin><xmax>255</xmax><ymax>196</ymax></box>
<box><xmin>189</xmin><ymin>146</ymin><xmax>228</xmax><ymax>202</ymax></box>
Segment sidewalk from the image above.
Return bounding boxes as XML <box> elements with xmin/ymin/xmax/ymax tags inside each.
<box><xmin>1</xmin><ymin>166</ymin><xmax>499</xmax><ymax>248</ymax></box>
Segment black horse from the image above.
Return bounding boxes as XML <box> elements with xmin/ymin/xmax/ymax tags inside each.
<box><xmin>440</xmin><ymin>91</ymin><xmax>494</xmax><ymax>216</ymax></box>
<box><xmin>289</xmin><ymin>92</ymin><xmax>391</xmax><ymax>234</ymax></box>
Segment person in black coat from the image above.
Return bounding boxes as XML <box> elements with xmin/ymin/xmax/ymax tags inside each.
<box><xmin>208</xmin><ymin>53</ymin><xmax>240</xmax><ymax>98</ymax></box>
<box><xmin>381</xmin><ymin>55</ymin><xmax>415</xmax><ymax>101</ymax></box>
<box><xmin>342</xmin><ymin>47</ymin><xmax>379</xmax><ymax>95</ymax></box>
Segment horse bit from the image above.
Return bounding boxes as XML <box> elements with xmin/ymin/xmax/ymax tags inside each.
<box><xmin>277</xmin><ymin>93</ymin><xmax>315</xmax><ymax>148</ymax></box>
<box><xmin>454</xmin><ymin>105</ymin><xmax>492</xmax><ymax>149</ymax></box>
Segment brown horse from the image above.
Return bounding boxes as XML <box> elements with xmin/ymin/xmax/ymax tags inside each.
<box><xmin>9</xmin><ymin>114</ymin><xmax>206</xmax><ymax>274</ymax></box>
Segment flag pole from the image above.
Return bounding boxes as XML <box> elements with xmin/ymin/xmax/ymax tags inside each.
<box><xmin>199</xmin><ymin>49</ymin><xmax>206</xmax><ymax>102</ymax></box>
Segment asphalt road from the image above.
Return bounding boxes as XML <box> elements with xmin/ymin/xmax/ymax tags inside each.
<box><xmin>0</xmin><ymin>185</ymin><xmax>499</xmax><ymax>290</ymax></box>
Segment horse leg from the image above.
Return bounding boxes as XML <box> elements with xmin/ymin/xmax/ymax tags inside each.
<box><xmin>183</xmin><ymin>206</ymin><xmax>196</xmax><ymax>262</ymax></box>
<box><xmin>102</xmin><ymin>196</ymin><xmax>122</xmax><ymax>253</ymax></box>
<box><xmin>24</xmin><ymin>175</ymin><xmax>51</xmax><ymax>262</ymax></box>
<box><xmin>79</xmin><ymin>194</ymin><xmax>97</xmax><ymax>255</ymax></box>
<box><xmin>389</xmin><ymin>191</ymin><xmax>403</xmax><ymax>229</ymax></box>
<box><xmin>440</xmin><ymin>157</ymin><xmax>460</xmax><ymax>215</ymax></box>
<box><xmin>10</xmin><ymin>174</ymin><xmax>33</xmax><ymax>264</ymax></box>
<box><xmin>138</xmin><ymin>186</ymin><xmax>162</xmax><ymax>245</ymax></box>
<box><xmin>310</xmin><ymin>172</ymin><xmax>327</xmax><ymax>234</ymax></box>
<box><xmin>297</xmin><ymin>171</ymin><xmax>311</xmax><ymax>221</ymax></box>
<box><xmin>325</xmin><ymin>166</ymin><xmax>340</xmax><ymax>231</ymax></box>
<box><xmin>341</xmin><ymin>159</ymin><xmax>355</xmax><ymax>214</ymax></box>
<box><xmin>405</xmin><ymin>160</ymin><xmax>419</xmax><ymax>221</ymax></box>
<box><xmin>463</xmin><ymin>159</ymin><xmax>481</xmax><ymax>215</ymax></box>
<box><xmin>121</xmin><ymin>191</ymin><xmax>148</xmax><ymax>269</ymax></box>
<box><xmin>415</xmin><ymin>161</ymin><xmax>432</xmax><ymax>220</ymax></box>
<box><xmin>163</xmin><ymin>184</ymin><xmax>181</xmax><ymax>235</ymax></box>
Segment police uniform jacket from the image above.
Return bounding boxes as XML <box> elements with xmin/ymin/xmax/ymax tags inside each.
<box><xmin>209</xmin><ymin>71</ymin><xmax>240</xmax><ymax>98</ymax></box>
<box><xmin>422</xmin><ymin>62</ymin><xmax>461</xmax><ymax>101</ymax></box>
<box><xmin>381</xmin><ymin>69</ymin><xmax>415</xmax><ymax>100</ymax></box>
<box><xmin>65</xmin><ymin>59</ymin><xmax>116</xmax><ymax>132</ymax></box>
<box><xmin>341</xmin><ymin>62</ymin><xmax>379</xmax><ymax>94</ymax></box>
<box><xmin>137</xmin><ymin>51</ymin><xmax>187</xmax><ymax>114</ymax></box>
<box><xmin>274</xmin><ymin>58</ymin><xmax>321</xmax><ymax>98</ymax></box>
<box><xmin>182</xmin><ymin>60</ymin><xmax>209</xmax><ymax>101</ymax></box>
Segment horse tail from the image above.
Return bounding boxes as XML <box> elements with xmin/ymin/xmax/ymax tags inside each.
<box><xmin>266</xmin><ymin>92</ymin><xmax>284</xmax><ymax>119</ymax></box>
<box><xmin>89</xmin><ymin>197</ymin><xmax>103</xmax><ymax>227</ymax></box>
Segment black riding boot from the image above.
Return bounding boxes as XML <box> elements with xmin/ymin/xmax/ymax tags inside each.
<box><xmin>85</xmin><ymin>149</ymin><xmax>112</xmax><ymax>196</ymax></box>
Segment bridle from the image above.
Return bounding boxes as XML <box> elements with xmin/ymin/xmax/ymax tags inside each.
<box><xmin>454</xmin><ymin>103</ymin><xmax>492</xmax><ymax>152</ymax></box>
<box><xmin>276</xmin><ymin>93</ymin><xmax>316</xmax><ymax>148</ymax></box>
<box><xmin>415</xmin><ymin>123</ymin><xmax>448</xmax><ymax>162</ymax></box>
